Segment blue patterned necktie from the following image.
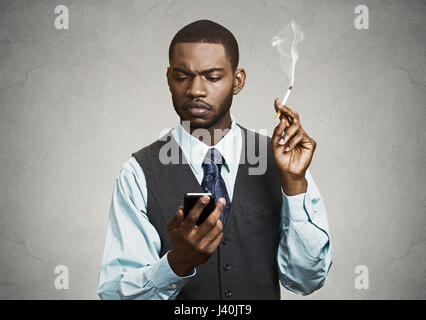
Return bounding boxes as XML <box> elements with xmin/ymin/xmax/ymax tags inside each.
<box><xmin>201</xmin><ymin>148</ymin><xmax>231</xmax><ymax>225</ymax></box>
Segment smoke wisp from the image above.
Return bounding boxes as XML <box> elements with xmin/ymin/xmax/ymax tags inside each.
<box><xmin>271</xmin><ymin>20</ymin><xmax>304</xmax><ymax>87</ymax></box>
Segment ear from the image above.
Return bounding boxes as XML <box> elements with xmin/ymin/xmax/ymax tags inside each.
<box><xmin>166</xmin><ymin>67</ymin><xmax>172</xmax><ymax>91</ymax></box>
<box><xmin>232</xmin><ymin>68</ymin><xmax>246</xmax><ymax>95</ymax></box>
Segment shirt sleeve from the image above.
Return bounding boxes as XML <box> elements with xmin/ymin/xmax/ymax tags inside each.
<box><xmin>97</xmin><ymin>158</ymin><xmax>195</xmax><ymax>300</ymax></box>
<box><xmin>277</xmin><ymin>168</ymin><xmax>332</xmax><ymax>295</ymax></box>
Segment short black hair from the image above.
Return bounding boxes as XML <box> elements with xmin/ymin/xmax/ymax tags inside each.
<box><xmin>169</xmin><ymin>19</ymin><xmax>239</xmax><ymax>71</ymax></box>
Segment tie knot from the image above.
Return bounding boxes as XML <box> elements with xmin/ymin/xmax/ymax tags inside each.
<box><xmin>202</xmin><ymin>148</ymin><xmax>224</xmax><ymax>174</ymax></box>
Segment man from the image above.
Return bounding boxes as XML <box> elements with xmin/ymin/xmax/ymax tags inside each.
<box><xmin>97</xmin><ymin>19</ymin><xmax>331</xmax><ymax>300</ymax></box>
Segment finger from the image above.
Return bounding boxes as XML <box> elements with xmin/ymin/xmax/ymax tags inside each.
<box><xmin>167</xmin><ymin>206</ymin><xmax>185</xmax><ymax>231</ymax></box>
<box><xmin>196</xmin><ymin>197</ymin><xmax>226</xmax><ymax>238</ymax></box>
<box><xmin>274</xmin><ymin>97</ymin><xmax>282</xmax><ymax>114</ymax></box>
<box><xmin>274</xmin><ymin>98</ymin><xmax>281</xmax><ymax>119</ymax></box>
<box><xmin>201</xmin><ymin>219</ymin><xmax>224</xmax><ymax>246</ymax></box>
<box><xmin>286</xmin><ymin>130</ymin><xmax>313</xmax><ymax>152</ymax></box>
<box><xmin>275</xmin><ymin>101</ymin><xmax>300</xmax><ymax>124</ymax></box>
<box><xmin>204</xmin><ymin>231</ymin><xmax>224</xmax><ymax>256</ymax></box>
<box><xmin>274</xmin><ymin>99</ymin><xmax>297</xmax><ymax>136</ymax></box>
<box><xmin>274</xmin><ymin>97</ymin><xmax>287</xmax><ymax>114</ymax></box>
<box><xmin>176</xmin><ymin>206</ymin><xmax>185</xmax><ymax>225</ymax></box>
<box><xmin>280</xmin><ymin>122</ymin><xmax>301</xmax><ymax>149</ymax></box>
<box><xmin>182</xmin><ymin>195</ymin><xmax>211</xmax><ymax>231</ymax></box>
<box><xmin>271</xmin><ymin>117</ymin><xmax>288</xmax><ymax>147</ymax></box>
<box><xmin>274</xmin><ymin>98</ymin><xmax>290</xmax><ymax>120</ymax></box>
<box><xmin>285</xmin><ymin>131</ymin><xmax>306</xmax><ymax>152</ymax></box>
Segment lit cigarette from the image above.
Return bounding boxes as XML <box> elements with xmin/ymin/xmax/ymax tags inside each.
<box><xmin>275</xmin><ymin>86</ymin><xmax>292</xmax><ymax>119</ymax></box>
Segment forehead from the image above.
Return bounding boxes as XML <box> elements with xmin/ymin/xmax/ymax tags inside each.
<box><xmin>171</xmin><ymin>42</ymin><xmax>231</xmax><ymax>71</ymax></box>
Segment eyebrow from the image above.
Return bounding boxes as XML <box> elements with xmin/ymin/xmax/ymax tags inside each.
<box><xmin>172</xmin><ymin>67</ymin><xmax>225</xmax><ymax>76</ymax></box>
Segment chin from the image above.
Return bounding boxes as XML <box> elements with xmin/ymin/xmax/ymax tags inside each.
<box><xmin>177</xmin><ymin>110</ymin><xmax>216</xmax><ymax>129</ymax></box>
<box><xmin>187</xmin><ymin>117</ymin><xmax>215</xmax><ymax>129</ymax></box>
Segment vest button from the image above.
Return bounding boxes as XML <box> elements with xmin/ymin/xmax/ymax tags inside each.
<box><xmin>223</xmin><ymin>264</ymin><xmax>232</xmax><ymax>271</ymax></box>
<box><xmin>222</xmin><ymin>237</ymin><xmax>229</xmax><ymax>245</ymax></box>
<box><xmin>225</xmin><ymin>290</ymin><xmax>232</xmax><ymax>297</ymax></box>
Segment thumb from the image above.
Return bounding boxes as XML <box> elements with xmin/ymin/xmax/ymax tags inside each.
<box><xmin>271</xmin><ymin>117</ymin><xmax>287</xmax><ymax>148</ymax></box>
<box><xmin>176</xmin><ymin>206</ymin><xmax>185</xmax><ymax>225</ymax></box>
<box><xmin>167</xmin><ymin>206</ymin><xmax>184</xmax><ymax>231</ymax></box>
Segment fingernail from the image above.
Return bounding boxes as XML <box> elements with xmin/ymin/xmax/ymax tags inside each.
<box><xmin>202</xmin><ymin>196</ymin><xmax>210</xmax><ymax>203</ymax></box>
<box><xmin>278</xmin><ymin>138</ymin><xmax>285</xmax><ymax>145</ymax></box>
<box><xmin>285</xmin><ymin>146</ymin><xmax>290</xmax><ymax>152</ymax></box>
<box><xmin>283</xmin><ymin>134</ymin><xmax>289</xmax><ymax>144</ymax></box>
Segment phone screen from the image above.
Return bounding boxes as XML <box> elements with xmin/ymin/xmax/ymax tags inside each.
<box><xmin>183</xmin><ymin>193</ymin><xmax>216</xmax><ymax>226</ymax></box>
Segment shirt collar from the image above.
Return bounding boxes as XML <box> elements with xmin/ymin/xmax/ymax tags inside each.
<box><xmin>171</xmin><ymin>114</ymin><xmax>241</xmax><ymax>176</ymax></box>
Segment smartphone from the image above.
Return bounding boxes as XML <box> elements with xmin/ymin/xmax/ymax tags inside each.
<box><xmin>183</xmin><ymin>193</ymin><xmax>216</xmax><ymax>226</ymax></box>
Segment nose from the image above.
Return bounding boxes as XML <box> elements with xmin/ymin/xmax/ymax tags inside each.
<box><xmin>185</xmin><ymin>76</ymin><xmax>207</xmax><ymax>98</ymax></box>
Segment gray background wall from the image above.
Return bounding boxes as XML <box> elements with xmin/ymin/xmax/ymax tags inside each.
<box><xmin>0</xmin><ymin>0</ymin><xmax>425</xmax><ymax>299</ymax></box>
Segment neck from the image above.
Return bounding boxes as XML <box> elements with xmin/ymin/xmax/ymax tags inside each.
<box><xmin>189</xmin><ymin>111</ymin><xmax>232</xmax><ymax>146</ymax></box>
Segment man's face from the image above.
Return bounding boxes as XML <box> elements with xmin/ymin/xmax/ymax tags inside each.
<box><xmin>167</xmin><ymin>42</ymin><xmax>235</xmax><ymax>129</ymax></box>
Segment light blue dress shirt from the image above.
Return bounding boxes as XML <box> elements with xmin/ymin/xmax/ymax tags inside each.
<box><xmin>97</xmin><ymin>114</ymin><xmax>332</xmax><ymax>300</ymax></box>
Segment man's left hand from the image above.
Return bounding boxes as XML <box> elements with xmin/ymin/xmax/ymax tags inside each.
<box><xmin>270</xmin><ymin>98</ymin><xmax>317</xmax><ymax>195</ymax></box>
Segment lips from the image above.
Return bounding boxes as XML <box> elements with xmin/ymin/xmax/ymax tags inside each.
<box><xmin>187</xmin><ymin>107</ymin><xmax>211</xmax><ymax>116</ymax></box>
<box><xmin>184</xmin><ymin>100</ymin><xmax>212</xmax><ymax>116</ymax></box>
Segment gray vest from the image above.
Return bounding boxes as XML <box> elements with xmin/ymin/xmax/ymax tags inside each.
<box><xmin>131</xmin><ymin>124</ymin><xmax>283</xmax><ymax>300</ymax></box>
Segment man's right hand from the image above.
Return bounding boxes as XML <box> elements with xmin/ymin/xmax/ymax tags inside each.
<box><xmin>167</xmin><ymin>195</ymin><xmax>225</xmax><ymax>277</ymax></box>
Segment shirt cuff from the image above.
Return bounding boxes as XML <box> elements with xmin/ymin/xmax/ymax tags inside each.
<box><xmin>281</xmin><ymin>187</ymin><xmax>310</xmax><ymax>222</ymax></box>
<box><xmin>150</xmin><ymin>251</ymin><xmax>196</xmax><ymax>292</ymax></box>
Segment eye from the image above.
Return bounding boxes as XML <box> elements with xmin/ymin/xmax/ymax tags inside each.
<box><xmin>207</xmin><ymin>77</ymin><xmax>221</xmax><ymax>82</ymax></box>
<box><xmin>175</xmin><ymin>76</ymin><xmax>188</xmax><ymax>82</ymax></box>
